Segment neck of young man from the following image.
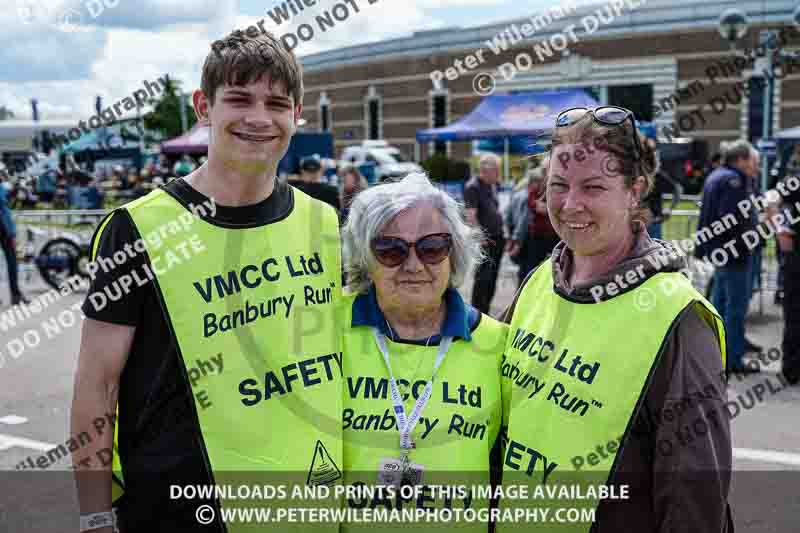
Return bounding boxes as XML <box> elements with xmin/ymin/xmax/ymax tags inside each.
<box><xmin>381</xmin><ymin>299</ymin><xmax>447</xmax><ymax>342</ymax></box>
<box><xmin>570</xmin><ymin>229</ymin><xmax>637</xmax><ymax>287</ymax></box>
<box><xmin>185</xmin><ymin>155</ymin><xmax>278</xmax><ymax>207</ymax></box>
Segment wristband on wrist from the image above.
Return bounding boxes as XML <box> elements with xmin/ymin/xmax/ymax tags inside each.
<box><xmin>79</xmin><ymin>511</ymin><xmax>115</xmax><ymax>532</ymax></box>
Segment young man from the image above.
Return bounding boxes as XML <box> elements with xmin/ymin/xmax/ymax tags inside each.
<box><xmin>71</xmin><ymin>32</ymin><xmax>343</xmax><ymax>532</ymax></box>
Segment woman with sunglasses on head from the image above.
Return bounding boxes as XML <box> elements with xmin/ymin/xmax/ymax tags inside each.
<box><xmin>340</xmin><ymin>172</ymin><xmax>507</xmax><ymax>531</ymax></box>
<box><xmin>500</xmin><ymin>107</ymin><xmax>733</xmax><ymax>532</ymax></box>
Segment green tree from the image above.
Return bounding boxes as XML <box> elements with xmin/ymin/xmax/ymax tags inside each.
<box><xmin>0</xmin><ymin>106</ymin><xmax>14</xmax><ymax>120</ymax></box>
<box><xmin>143</xmin><ymin>75</ymin><xmax>197</xmax><ymax>138</ymax></box>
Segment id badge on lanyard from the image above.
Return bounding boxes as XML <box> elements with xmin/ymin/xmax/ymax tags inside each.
<box><xmin>372</xmin><ymin>328</ymin><xmax>453</xmax><ymax>487</ymax></box>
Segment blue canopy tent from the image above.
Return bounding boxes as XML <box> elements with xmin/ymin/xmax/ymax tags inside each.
<box><xmin>476</xmin><ymin>136</ymin><xmax>545</xmax><ymax>155</ymax></box>
<box><xmin>60</xmin><ymin>125</ymin><xmax>142</xmax><ymax>153</ymax></box>
<box><xmin>59</xmin><ymin>124</ymin><xmax>148</xmax><ymax>174</ymax></box>
<box><xmin>772</xmin><ymin>125</ymin><xmax>800</xmax><ymax>181</ymax></box>
<box><xmin>416</xmin><ymin>89</ymin><xmax>598</xmax><ymax>179</ymax></box>
<box><xmin>478</xmin><ymin>120</ymin><xmax>657</xmax><ymax>154</ymax></box>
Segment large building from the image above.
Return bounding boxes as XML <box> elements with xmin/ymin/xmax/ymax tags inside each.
<box><xmin>299</xmin><ymin>0</ymin><xmax>800</xmax><ymax>162</ymax></box>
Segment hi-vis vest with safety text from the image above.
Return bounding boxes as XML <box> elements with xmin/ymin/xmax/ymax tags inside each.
<box><xmin>105</xmin><ymin>186</ymin><xmax>343</xmax><ymax>530</ymax></box>
<box><xmin>501</xmin><ymin>262</ymin><xmax>726</xmax><ymax>532</ymax></box>
<box><xmin>340</xmin><ymin>292</ymin><xmax>507</xmax><ymax>531</ymax></box>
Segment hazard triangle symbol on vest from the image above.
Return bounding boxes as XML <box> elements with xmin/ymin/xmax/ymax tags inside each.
<box><xmin>307</xmin><ymin>440</ymin><xmax>342</xmax><ymax>486</ymax></box>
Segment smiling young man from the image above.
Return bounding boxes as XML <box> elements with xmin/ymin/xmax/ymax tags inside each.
<box><xmin>71</xmin><ymin>32</ymin><xmax>343</xmax><ymax>533</ymax></box>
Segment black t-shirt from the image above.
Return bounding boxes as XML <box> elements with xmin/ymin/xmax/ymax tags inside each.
<box><xmin>463</xmin><ymin>177</ymin><xmax>503</xmax><ymax>238</ymax></box>
<box><xmin>81</xmin><ymin>177</ymin><xmax>293</xmax><ymax>531</ymax></box>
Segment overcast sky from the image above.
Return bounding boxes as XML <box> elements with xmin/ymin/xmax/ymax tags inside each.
<box><xmin>1</xmin><ymin>0</ymin><xmax>581</xmax><ymax>121</ymax></box>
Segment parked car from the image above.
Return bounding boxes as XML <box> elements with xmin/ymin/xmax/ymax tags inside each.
<box><xmin>340</xmin><ymin>141</ymin><xmax>422</xmax><ymax>183</ymax></box>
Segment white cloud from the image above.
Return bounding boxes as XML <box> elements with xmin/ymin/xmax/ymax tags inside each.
<box><xmin>1</xmin><ymin>0</ymin><xmax>238</xmax><ymax>120</ymax></box>
<box><xmin>241</xmin><ymin>0</ymin><xmax>440</xmax><ymax>56</ymax></box>
<box><xmin>0</xmin><ymin>0</ymin><xmax>565</xmax><ymax>121</ymax></box>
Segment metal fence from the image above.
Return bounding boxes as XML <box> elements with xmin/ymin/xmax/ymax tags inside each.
<box><xmin>13</xmin><ymin>209</ymin><xmax>108</xmax><ymax>227</ymax></box>
<box><xmin>8</xmin><ymin>206</ymin><xmax>782</xmax><ymax>311</ymax></box>
<box><xmin>662</xmin><ymin>210</ymin><xmax>780</xmax><ymax>316</ymax></box>
<box><xmin>5</xmin><ymin>210</ymin><xmax>106</xmax><ymax>290</ymax></box>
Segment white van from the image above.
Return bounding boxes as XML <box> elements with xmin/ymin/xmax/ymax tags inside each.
<box><xmin>340</xmin><ymin>142</ymin><xmax>422</xmax><ymax>182</ymax></box>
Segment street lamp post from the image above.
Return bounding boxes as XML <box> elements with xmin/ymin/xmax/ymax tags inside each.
<box><xmin>179</xmin><ymin>92</ymin><xmax>188</xmax><ymax>134</ymax></box>
<box><xmin>760</xmin><ymin>29</ymin><xmax>777</xmax><ymax>194</ymax></box>
<box><xmin>718</xmin><ymin>6</ymin><xmax>800</xmax><ymax>192</ymax></box>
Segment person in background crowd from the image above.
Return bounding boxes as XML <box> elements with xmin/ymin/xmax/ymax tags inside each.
<box><xmin>464</xmin><ymin>153</ymin><xmax>505</xmax><ymax>314</ymax></box>
<box><xmin>142</xmin><ymin>161</ymin><xmax>158</xmax><ymax>180</ymax></box>
<box><xmin>787</xmin><ymin>145</ymin><xmax>800</xmax><ymax>172</ymax></box>
<box><xmin>322</xmin><ymin>158</ymin><xmax>339</xmax><ymax>186</ymax></box>
<box><xmin>707</xmin><ymin>152</ymin><xmax>722</xmax><ymax>176</ymax></box>
<box><xmin>696</xmin><ymin>140</ymin><xmax>761</xmax><ymax>375</ymax></box>
<box><xmin>504</xmin><ymin>173</ymin><xmax>533</xmax><ymax>287</ymax></box>
<box><xmin>776</xmin><ymin>173</ymin><xmax>800</xmax><ymax>385</ymax></box>
<box><xmin>120</xmin><ymin>172</ymin><xmax>147</xmax><ymax>200</ymax></box>
<box><xmin>111</xmin><ymin>165</ymin><xmax>127</xmax><ymax>190</ymax></box>
<box><xmin>642</xmin><ymin>139</ymin><xmax>682</xmax><ymax>240</ymax></box>
<box><xmin>125</xmin><ymin>170</ymin><xmax>138</xmax><ymax>191</ymax></box>
<box><xmin>172</xmin><ymin>155</ymin><xmax>196</xmax><ymax>177</ymax></box>
<box><xmin>773</xmin><ymin>148</ymin><xmax>799</xmax><ymax>305</ymax></box>
<box><xmin>711</xmin><ymin>143</ymin><xmax>765</xmax><ymax>354</ymax></box>
<box><xmin>338</xmin><ymin>165</ymin><xmax>367</xmax><ymax>223</ymax></box>
<box><xmin>523</xmin><ymin>153</ymin><xmax>560</xmax><ymax>272</ymax></box>
<box><xmin>68</xmin><ymin>170</ymin><xmax>104</xmax><ymax>209</ymax></box>
<box><xmin>0</xmin><ymin>169</ymin><xmax>28</xmax><ymax>305</ymax></box>
<box><xmin>502</xmin><ymin>106</ymin><xmax>732</xmax><ymax>532</ymax></box>
<box><xmin>37</xmin><ymin>163</ymin><xmax>59</xmax><ymax>203</ymax></box>
<box><xmin>289</xmin><ymin>154</ymin><xmax>340</xmax><ymax>212</ymax></box>
<box><xmin>744</xmin><ymin>148</ymin><xmax>766</xmax><ymax>354</ymax></box>
<box><xmin>156</xmin><ymin>154</ymin><xmax>171</xmax><ymax>178</ymax></box>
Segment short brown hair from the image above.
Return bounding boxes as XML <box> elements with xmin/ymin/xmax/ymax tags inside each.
<box><xmin>203</xmin><ymin>31</ymin><xmax>303</xmax><ymax>107</ymax></box>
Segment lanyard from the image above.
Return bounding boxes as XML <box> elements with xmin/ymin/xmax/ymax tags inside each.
<box><xmin>372</xmin><ymin>328</ymin><xmax>453</xmax><ymax>452</ymax></box>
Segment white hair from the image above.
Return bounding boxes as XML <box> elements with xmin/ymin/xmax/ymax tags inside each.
<box><xmin>342</xmin><ymin>172</ymin><xmax>485</xmax><ymax>294</ymax></box>
<box><xmin>479</xmin><ymin>153</ymin><xmax>501</xmax><ymax>166</ymax></box>
<box><xmin>720</xmin><ymin>139</ymin><xmax>755</xmax><ymax>166</ymax></box>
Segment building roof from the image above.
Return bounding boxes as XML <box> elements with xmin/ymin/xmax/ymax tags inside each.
<box><xmin>300</xmin><ymin>0</ymin><xmax>799</xmax><ymax>71</ymax></box>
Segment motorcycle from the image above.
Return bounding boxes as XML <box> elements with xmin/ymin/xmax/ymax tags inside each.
<box><xmin>24</xmin><ymin>226</ymin><xmax>92</xmax><ymax>290</ymax></box>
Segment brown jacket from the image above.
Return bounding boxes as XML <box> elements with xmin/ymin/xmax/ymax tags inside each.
<box><xmin>503</xmin><ymin>228</ymin><xmax>733</xmax><ymax>533</ymax></box>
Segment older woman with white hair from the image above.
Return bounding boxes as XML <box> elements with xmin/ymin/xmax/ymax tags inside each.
<box><xmin>340</xmin><ymin>172</ymin><xmax>507</xmax><ymax>526</ymax></box>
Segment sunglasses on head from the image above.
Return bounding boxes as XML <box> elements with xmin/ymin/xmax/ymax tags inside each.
<box><xmin>555</xmin><ymin>106</ymin><xmax>642</xmax><ymax>159</ymax></box>
<box><xmin>371</xmin><ymin>233</ymin><xmax>453</xmax><ymax>268</ymax></box>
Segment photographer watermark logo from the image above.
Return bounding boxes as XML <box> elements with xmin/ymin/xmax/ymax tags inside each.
<box><xmin>17</xmin><ymin>0</ymin><xmax>120</xmax><ymax>33</ymax></box>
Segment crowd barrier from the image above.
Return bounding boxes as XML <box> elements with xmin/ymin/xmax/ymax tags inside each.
<box><xmin>7</xmin><ymin>206</ymin><xmax>782</xmax><ymax>313</ymax></box>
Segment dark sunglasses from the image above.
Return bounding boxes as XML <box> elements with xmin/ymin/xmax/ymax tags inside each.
<box><xmin>371</xmin><ymin>233</ymin><xmax>453</xmax><ymax>268</ymax></box>
<box><xmin>555</xmin><ymin>106</ymin><xmax>642</xmax><ymax>159</ymax></box>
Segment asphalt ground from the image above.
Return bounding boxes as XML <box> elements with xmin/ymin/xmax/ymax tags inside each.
<box><xmin>0</xmin><ymin>260</ymin><xmax>798</xmax><ymax>532</ymax></box>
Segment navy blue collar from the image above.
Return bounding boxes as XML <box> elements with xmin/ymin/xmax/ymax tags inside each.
<box><xmin>351</xmin><ymin>285</ymin><xmax>479</xmax><ymax>344</ymax></box>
